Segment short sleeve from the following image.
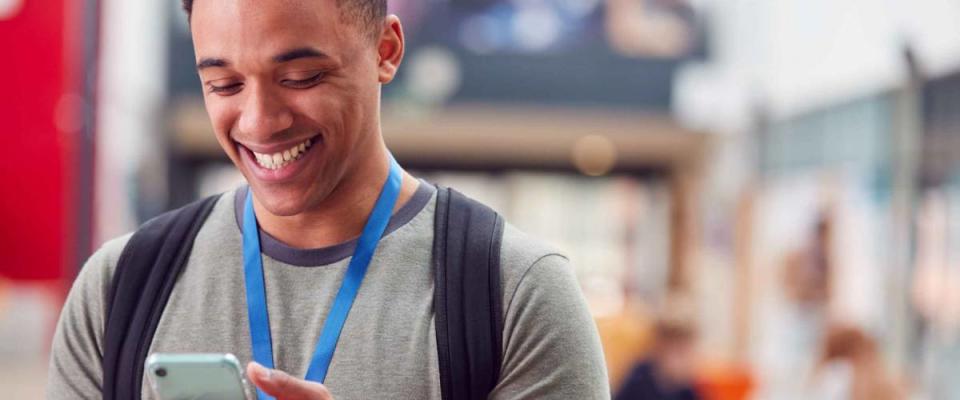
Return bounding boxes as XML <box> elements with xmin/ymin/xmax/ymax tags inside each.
<box><xmin>491</xmin><ymin>254</ymin><xmax>610</xmax><ymax>399</ymax></box>
<box><xmin>46</xmin><ymin>234</ymin><xmax>130</xmax><ymax>400</ymax></box>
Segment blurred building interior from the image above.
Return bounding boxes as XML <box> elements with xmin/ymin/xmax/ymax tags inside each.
<box><xmin>4</xmin><ymin>0</ymin><xmax>960</xmax><ymax>398</ymax></box>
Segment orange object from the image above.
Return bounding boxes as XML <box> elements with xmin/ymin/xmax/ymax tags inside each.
<box><xmin>695</xmin><ymin>363</ymin><xmax>755</xmax><ymax>400</ymax></box>
<box><xmin>594</xmin><ymin>304</ymin><xmax>654</xmax><ymax>390</ymax></box>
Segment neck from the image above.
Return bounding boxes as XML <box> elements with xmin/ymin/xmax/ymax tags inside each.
<box><xmin>251</xmin><ymin>146</ymin><xmax>420</xmax><ymax>249</ymax></box>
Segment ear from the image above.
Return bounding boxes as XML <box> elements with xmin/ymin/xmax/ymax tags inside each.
<box><xmin>377</xmin><ymin>15</ymin><xmax>405</xmax><ymax>84</ymax></box>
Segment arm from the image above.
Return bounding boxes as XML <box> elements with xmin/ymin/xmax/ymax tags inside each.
<box><xmin>46</xmin><ymin>240</ymin><xmax>122</xmax><ymax>399</ymax></box>
<box><xmin>491</xmin><ymin>254</ymin><xmax>611</xmax><ymax>399</ymax></box>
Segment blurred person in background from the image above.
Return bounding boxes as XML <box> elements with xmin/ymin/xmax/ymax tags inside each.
<box><xmin>810</xmin><ymin>324</ymin><xmax>907</xmax><ymax>400</ymax></box>
<box><xmin>782</xmin><ymin>212</ymin><xmax>833</xmax><ymax>309</ymax></box>
<box><xmin>46</xmin><ymin>0</ymin><xmax>609</xmax><ymax>399</ymax></box>
<box><xmin>615</xmin><ymin>302</ymin><xmax>702</xmax><ymax>400</ymax></box>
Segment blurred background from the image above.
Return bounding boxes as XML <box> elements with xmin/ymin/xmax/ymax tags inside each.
<box><xmin>3</xmin><ymin>0</ymin><xmax>960</xmax><ymax>398</ymax></box>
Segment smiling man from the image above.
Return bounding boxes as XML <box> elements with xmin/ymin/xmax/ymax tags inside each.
<box><xmin>47</xmin><ymin>1</ymin><xmax>609</xmax><ymax>399</ymax></box>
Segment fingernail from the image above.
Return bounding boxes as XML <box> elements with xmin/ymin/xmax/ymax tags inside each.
<box><xmin>251</xmin><ymin>362</ymin><xmax>272</xmax><ymax>380</ymax></box>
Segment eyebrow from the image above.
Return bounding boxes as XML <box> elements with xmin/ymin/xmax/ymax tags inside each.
<box><xmin>196</xmin><ymin>47</ymin><xmax>329</xmax><ymax>71</ymax></box>
<box><xmin>196</xmin><ymin>58</ymin><xmax>228</xmax><ymax>70</ymax></box>
<box><xmin>273</xmin><ymin>47</ymin><xmax>329</xmax><ymax>63</ymax></box>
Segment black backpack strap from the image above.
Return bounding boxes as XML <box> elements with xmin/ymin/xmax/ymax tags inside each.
<box><xmin>102</xmin><ymin>194</ymin><xmax>221</xmax><ymax>400</ymax></box>
<box><xmin>433</xmin><ymin>186</ymin><xmax>506</xmax><ymax>400</ymax></box>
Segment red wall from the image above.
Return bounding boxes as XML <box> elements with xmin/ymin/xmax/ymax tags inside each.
<box><xmin>0</xmin><ymin>0</ymin><xmax>83</xmax><ymax>281</ymax></box>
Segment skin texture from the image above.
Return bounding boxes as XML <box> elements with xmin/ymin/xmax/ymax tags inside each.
<box><xmin>248</xmin><ymin>362</ymin><xmax>333</xmax><ymax>400</ymax></box>
<box><xmin>190</xmin><ymin>0</ymin><xmax>415</xmax><ymax>396</ymax></box>
<box><xmin>191</xmin><ymin>0</ymin><xmax>417</xmax><ymax>250</ymax></box>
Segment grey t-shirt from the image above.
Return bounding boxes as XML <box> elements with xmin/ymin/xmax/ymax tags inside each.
<box><xmin>47</xmin><ymin>183</ymin><xmax>610</xmax><ymax>399</ymax></box>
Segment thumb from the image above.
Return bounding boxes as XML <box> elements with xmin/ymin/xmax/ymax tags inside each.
<box><xmin>247</xmin><ymin>362</ymin><xmax>333</xmax><ymax>400</ymax></box>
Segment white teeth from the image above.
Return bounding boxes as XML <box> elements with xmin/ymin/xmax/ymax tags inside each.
<box><xmin>256</xmin><ymin>153</ymin><xmax>270</xmax><ymax>168</ymax></box>
<box><xmin>251</xmin><ymin>137</ymin><xmax>315</xmax><ymax>170</ymax></box>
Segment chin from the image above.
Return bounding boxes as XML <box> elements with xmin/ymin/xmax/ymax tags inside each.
<box><xmin>260</xmin><ymin>199</ymin><xmax>306</xmax><ymax>217</ymax></box>
<box><xmin>249</xmin><ymin>184</ymin><xmax>315</xmax><ymax>217</ymax></box>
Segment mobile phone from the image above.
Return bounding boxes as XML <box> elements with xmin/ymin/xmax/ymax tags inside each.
<box><xmin>145</xmin><ymin>353</ymin><xmax>251</xmax><ymax>400</ymax></box>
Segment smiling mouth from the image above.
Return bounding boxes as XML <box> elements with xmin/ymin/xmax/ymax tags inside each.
<box><xmin>248</xmin><ymin>136</ymin><xmax>316</xmax><ymax>170</ymax></box>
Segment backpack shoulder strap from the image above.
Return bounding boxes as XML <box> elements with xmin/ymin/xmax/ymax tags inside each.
<box><xmin>102</xmin><ymin>194</ymin><xmax>221</xmax><ymax>400</ymax></box>
<box><xmin>433</xmin><ymin>185</ymin><xmax>506</xmax><ymax>400</ymax></box>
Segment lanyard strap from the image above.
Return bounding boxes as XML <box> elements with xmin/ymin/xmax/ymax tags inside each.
<box><xmin>242</xmin><ymin>157</ymin><xmax>402</xmax><ymax>399</ymax></box>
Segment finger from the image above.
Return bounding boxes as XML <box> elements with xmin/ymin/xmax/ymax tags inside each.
<box><xmin>247</xmin><ymin>362</ymin><xmax>333</xmax><ymax>400</ymax></box>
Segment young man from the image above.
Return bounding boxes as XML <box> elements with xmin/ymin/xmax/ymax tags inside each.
<box><xmin>47</xmin><ymin>0</ymin><xmax>609</xmax><ymax>399</ymax></box>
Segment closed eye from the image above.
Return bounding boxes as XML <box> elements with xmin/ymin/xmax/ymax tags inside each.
<box><xmin>207</xmin><ymin>82</ymin><xmax>243</xmax><ymax>95</ymax></box>
<box><xmin>282</xmin><ymin>72</ymin><xmax>325</xmax><ymax>89</ymax></box>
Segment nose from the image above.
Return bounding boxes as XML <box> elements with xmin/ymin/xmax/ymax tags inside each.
<box><xmin>237</xmin><ymin>82</ymin><xmax>294</xmax><ymax>138</ymax></box>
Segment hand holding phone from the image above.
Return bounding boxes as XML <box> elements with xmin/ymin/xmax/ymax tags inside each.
<box><xmin>245</xmin><ymin>361</ymin><xmax>334</xmax><ymax>400</ymax></box>
<box><xmin>146</xmin><ymin>353</ymin><xmax>251</xmax><ymax>400</ymax></box>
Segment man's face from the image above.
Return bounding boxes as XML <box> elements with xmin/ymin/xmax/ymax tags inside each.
<box><xmin>191</xmin><ymin>0</ymin><xmax>388</xmax><ymax>216</ymax></box>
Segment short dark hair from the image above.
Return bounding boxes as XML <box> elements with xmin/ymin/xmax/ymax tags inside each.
<box><xmin>181</xmin><ymin>0</ymin><xmax>387</xmax><ymax>39</ymax></box>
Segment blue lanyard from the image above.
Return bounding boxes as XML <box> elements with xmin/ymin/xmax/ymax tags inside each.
<box><xmin>242</xmin><ymin>157</ymin><xmax>402</xmax><ymax>400</ymax></box>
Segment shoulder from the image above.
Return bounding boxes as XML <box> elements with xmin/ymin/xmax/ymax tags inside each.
<box><xmin>75</xmin><ymin>232</ymin><xmax>134</xmax><ymax>296</ymax></box>
<box><xmin>432</xmin><ymin>182</ymin><xmax>569</xmax><ymax>280</ymax></box>
<box><xmin>78</xmin><ymin>191</ymin><xmax>235</xmax><ymax>290</ymax></box>
<box><xmin>499</xmin><ymin>222</ymin><xmax>567</xmax><ymax>270</ymax></box>
<box><xmin>490</xmin><ymin>223</ymin><xmax>611</xmax><ymax>398</ymax></box>
<box><xmin>431</xmin><ymin>184</ymin><xmax>574</xmax><ymax>308</ymax></box>
<box><xmin>65</xmin><ymin>231</ymin><xmax>132</xmax><ymax>330</ymax></box>
<box><xmin>497</xmin><ymin>223</ymin><xmax>570</xmax><ymax>305</ymax></box>
<box><xmin>47</xmin><ymin>191</ymin><xmax>232</xmax><ymax>399</ymax></box>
